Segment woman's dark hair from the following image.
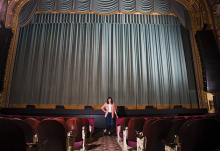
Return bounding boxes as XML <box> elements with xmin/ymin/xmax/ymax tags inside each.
<box><xmin>107</xmin><ymin>97</ymin><xmax>113</xmax><ymax>104</ymax></box>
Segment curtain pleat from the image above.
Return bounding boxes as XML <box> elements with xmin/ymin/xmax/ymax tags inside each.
<box><xmin>10</xmin><ymin>15</ymin><xmax>197</xmax><ymax>107</ymax></box>
<box><xmin>30</xmin><ymin>13</ymin><xmax>181</xmax><ymax>25</ymax></box>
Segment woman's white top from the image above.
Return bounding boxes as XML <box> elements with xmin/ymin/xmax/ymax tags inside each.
<box><xmin>108</xmin><ymin>104</ymin><xmax>111</xmax><ymax>112</ymax></box>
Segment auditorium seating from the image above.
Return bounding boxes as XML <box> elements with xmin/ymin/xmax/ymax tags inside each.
<box><xmin>25</xmin><ymin>118</ymin><xmax>40</xmax><ymax>136</ymax></box>
<box><xmin>178</xmin><ymin>118</ymin><xmax>199</xmax><ymax>143</ymax></box>
<box><xmin>125</xmin><ymin>117</ymin><xmax>145</xmax><ymax>147</ymax></box>
<box><xmin>66</xmin><ymin>117</ymin><xmax>83</xmax><ymax>143</ymax></box>
<box><xmin>117</xmin><ymin>115</ymin><xmax>216</xmax><ymax>150</ymax></box>
<box><xmin>164</xmin><ymin>118</ymin><xmax>220</xmax><ymax>151</ymax></box>
<box><xmin>116</xmin><ymin>117</ymin><xmax>125</xmax><ymax>135</ymax></box>
<box><xmin>0</xmin><ymin>118</ymin><xmax>27</xmax><ymax>151</ymax></box>
<box><xmin>80</xmin><ymin>117</ymin><xmax>90</xmax><ymax>138</ymax></box>
<box><xmin>11</xmin><ymin>118</ymin><xmax>33</xmax><ymax>143</ymax></box>
<box><xmin>119</xmin><ymin>117</ymin><xmax>130</xmax><ymax>138</ymax></box>
<box><xmin>38</xmin><ymin>116</ymin><xmax>47</xmax><ymax>121</ymax></box>
<box><xmin>1</xmin><ymin>114</ymin><xmax>218</xmax><ymax>150</ymax></box>
<box><xmin>53</xmin><ymin>117</ymin><xmax>68</xmax><ymax>136</ymax></box>
<box><xmin>171</xmin><ymin>118</ymin><xmax>187</xmax><ymax>136</ymax></box>
<box><xmin>37</xmin><ymin>119</ymin><xmax>66</xmax><ymax>151</ymax></box>
<box><xmin>116</xmin><ymin>115</ymin><xmax>215</xmax><ymax>135</ymax></box>
<box><xmin>0</xmin><ymin>115</ymin><xmax>94</xmax><ymax>150</ymax></box>
<box><xmin>142</xmin><ymin>118</ymin><xmax>158</xmax><ymax>137</ymax></box>
<box><xmin>143</xmin><ymin>119</ymin><xmax>174</xmax><ymax>151</ymax></box>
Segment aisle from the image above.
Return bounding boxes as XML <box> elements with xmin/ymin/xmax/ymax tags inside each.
<box><xmin>87</xmin><ymin>136</ymin><xmax>121</xmax><ymax>151</ymax></box>
<box><xmin>75</xmin><ymin>128</ymin><xmax>136</xmax><ymax>151</ymax></box>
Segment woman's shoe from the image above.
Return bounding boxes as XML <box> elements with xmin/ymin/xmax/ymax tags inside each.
<box><xmin>103</xmin><ymin>129</ymin><xmax>106</xmax><ymax>136</ymax></box>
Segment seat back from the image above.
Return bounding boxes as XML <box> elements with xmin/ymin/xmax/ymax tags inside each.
<box><xmin>171</xmin><ymin>118</ymin><xmax>186</xmax><ymax>136</ymax></box>
<box><xmin>25</xmin><ymin>118</ymin><xmax>40</xmax><ymax>135</ymax></box>
<box><xmin>179</xmin><ymin>119</ymin><xmax>196</xmax><ymax>142</ymax></box>
<box><xmin>37</xmin><ymin>119</ymin><xmax>66</xmax><ymax>151</ymax></box>
<box><xmin>80</xmin><ymin>117</ymin><xmax>89</xmax><ymax>138</ymax></box>
<box><xmin>144</xmin><ymin>119</ymin><xmax>174</xmax><ymax>151</ymax></box>
<box><xmin>120</xmin><ymin>117</ymin><xmax>130</xmax><ymax>132</ymax></box>
<box><xmin>12</xmin><ymin>118</ymin><xmax>33</xmax><ymax>143</ymax></box>
<box><xmin>143</xmin><ymin>118</ymin><xmax>157</xmax><ymax>137</ymax></box>
<box><xmin>66</xmin><ymin>117</ymin><xmax>82</xmax><ymax>141</ymax></box>
<box><xmin>127</xmin><ymin>117</ymin><xmax>145</xmax><ymax>142</ymax></box>
<box><xmin>53</xmin><ymin>117</ymin><xmax>67</xmax><ymax>136</ymax></box>
<box><xmin>38</xmin><ymin>116</ymin><xmax>47</xmax><ymax>121</ymax></box>
<box><xmin>0</xmin><ymin>119</ymin><xmax>26</xmax><ymax>151</ymax></box>
<box><xmin>181</xmin><ymin>119</ymin><xmax>220</xmax><ymax>151</ymax></box>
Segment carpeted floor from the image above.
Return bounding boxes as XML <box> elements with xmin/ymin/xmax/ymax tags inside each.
<box><xmin>87</xmin><ymin>136</ymin><xmax>122</xmax><ymax>151</ymax></box>
<box><xmin>75</xmin><ymin>128</ymin><xmax>136</xmax><ymax>151</ymax></box>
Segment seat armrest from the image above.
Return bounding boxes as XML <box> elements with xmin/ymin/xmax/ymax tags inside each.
<box><xmin>37</xmin><ymin>140</ymin><xmax>48</xmax><ymax>146</ymax></box>
<box><xmin>89</xmin><ymin>125</ymin><xmax>93</xmax><ymax>132</ymax></box>
<box><xmin>162</xmin><ymin>139</ymin><xmax>177</xmax><ymax>148</ymax></box>
<box><xmin>26</xmin><ymin>140</ymin><xmax>48</xmax><ymax>147</ymax></box>
<box><xmin>117</xmin><ymin>124</ymin><xmax>121</xmax><ymax>142</ymax></box>
<box><xmin>26</xmin><ymin>140</ymin><xmax>48</xmax><ymax>151</ymax></box>
<box><xmin>137</xmin><ymin>136</ymin><xmax>147</xmax><ymax>151</ymax></box>
<box><xmin>66</xmin><ymin>131</ymin><xmax>76</xmax><ymax>151</ymax></box>
<box><xmin>89</xmin><ymin>125</ymin><xmax>93</xmax><ymax>141</ymax></box>
<box><xmin>174</xmin><ymin>135</ymin><xmax>179</xmax><ymax>144</ymax></box>
<box><xmin>123</xmin><ymin>126</ymin><xmax>128</xmax><ymax>150</ymax></box>
<box><xmin>135</xmin><ymin>130</ymin><xmax>143</xmax><ymax>138</ymax></box>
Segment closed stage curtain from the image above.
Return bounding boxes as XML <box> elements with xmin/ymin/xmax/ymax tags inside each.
<box><xmin>10</xmin><ymin>14</ymin><xmax>198</xmax><ymax>107</ymax></box>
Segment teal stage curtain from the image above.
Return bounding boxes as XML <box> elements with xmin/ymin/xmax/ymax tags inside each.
<box><xmin>10</xmin><ymin>14</ymin><xmax>198</xmax><ymax>107</ymax></box>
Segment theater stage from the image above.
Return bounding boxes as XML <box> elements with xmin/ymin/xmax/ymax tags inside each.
<box><xmin>0</xmin><ymin>108</ymin><xmax>208</xmax><ymax>129</ymax></box>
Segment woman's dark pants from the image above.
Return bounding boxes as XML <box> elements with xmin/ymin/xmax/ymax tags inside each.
<box><xmin>106</xmin><ymin>112</ymin><xmax>113</xmax><ymax>133</ymax></box>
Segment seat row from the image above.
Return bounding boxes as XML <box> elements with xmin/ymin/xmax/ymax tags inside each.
<box><xmin>0</xmin><ymin>114</ymin><xmax>95</xmax><ymax>133</ymax></box>
<box><xmin>115</xmin><ymin>114</ymin><xmax>216</xmax><ymax>134</ymax></box>
<box><xmin>0</xmin><ymin>116</ymin><xmax>93</xmax><ymax>151</ymax></box>
<box><xmin>117</xmin><ymin>115</ymin><xmax>220</xmax><ymax>151</ymax></box>
<box><xmin>0</xmin><ymin>114</ymin><xmax>94</xmax><ymax>133</ymax></box>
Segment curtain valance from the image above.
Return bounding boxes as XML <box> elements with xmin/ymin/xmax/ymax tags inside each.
<box><xmin>18</xmin><ymin>0</ymin><xmax>191</xmax><ymax>29</ymax></box>
<box><xmin>37</xmin><ymin>0</ymin><xmax>172</xmax><ymax>14</ymax></box>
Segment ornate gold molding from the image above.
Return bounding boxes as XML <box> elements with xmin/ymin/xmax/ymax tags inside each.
<box><xmin>8</xmin><ymin>0</ymin><xmax>29</xmax><ymax>32</ymax></box>
<box><xmin>2</xmin><ymin>0</ymin><xmax>28</xmax><ymax>107</ymax></box>
<box><xmin>0</xmin><ymin>0</ymin><xmax>7</xmax><ymax>22</ymax></box>
<box><xmin>0</xmin><ymin>92</ymin><xmax>3</xmax><ymax>108</ymax></box>
<box><xmin>209</xmin><ymin>0</ymin><xmax>220</xmax><ymax>49</ymax></box>
<box><xmin>176</xmin><ymin>0</ymin><xmax>211</xmax><ymax>108</ymax></box>
<box><xmin>3</xmin><ymin>28</ymin><xmax>20</xmax><ymax>107</ymax></box>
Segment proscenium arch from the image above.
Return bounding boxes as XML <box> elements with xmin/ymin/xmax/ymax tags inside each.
<box><xmin>2</xmin><ymin>0</ymin><xmax>210</xmax><ymax>108</ymax></box>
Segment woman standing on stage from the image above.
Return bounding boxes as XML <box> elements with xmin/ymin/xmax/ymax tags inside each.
<box><xmin>101</xmin><ymin>97</ymin><xmax>118</xmax><ymax>135</ymax></box>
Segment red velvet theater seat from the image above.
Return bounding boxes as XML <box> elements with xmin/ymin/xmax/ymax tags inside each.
<box><xmin>0</xmin><ymin>119</ymin><xmax>27</xmax><ymax>151</ymax></box>
<box><xmin>12</xmin><ymin>118</ymin><xmax>33</xmax><ymax>143</ymax></box>
<box><xmin>37</xmin><ymin>119</ymin><xmax>66</xmax><ymax>151</ymax></box>
<box><xmin>127</xmin><ymin>117</ymin><xmax>145</xmax><ymax>147</ymax></box>
<box><xmin>142</xmin><ymin>118</ymin><xmax>158</xmax><ymax>137</ymax></box>
<box><xmin>171</xmin><ymin>118</ymin><xmax>186</xmax><ymax>136</ymax></box>
<box><xmin>53</xmin><ymin>117</ymin><xmax>67</xmax><ymax>135</ymax></box>
<box><xmin>25</xmin><ymin>118</ymin><xmax>40</xmax><ymax>135</ymax></box>
<box><xmin>143</xmin><ymin>119</ymin><xmax>174</xmax><ymax>151</ymax></box>
<box><xmin>66</xmin><ymin>117</ymin><xmax>83</xmax><ymax>147</ymax></box>
<box><xmin>120</xmin><ymin>117</ymin><xmax>130</xmax><ymax>138</ymax></box>
<box><xmin>80</xmin><ymin>117</ymin><xmax>89</xmax><ymax>138</ymax></box>
<box><xmin>179</xmin><ymin>119</ymin><xmax>220</xmax><ymax>151</ymax></box>
<box><xmin>38</xmin><ymin>116</ymin><xmax>47</xmax><ymax>121</ymax></box>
